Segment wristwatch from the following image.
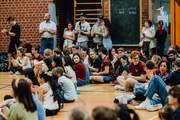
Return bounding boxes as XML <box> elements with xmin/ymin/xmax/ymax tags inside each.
<box><xmin>49</xmin><ymin>31</ymin><xmax>50</xmax><ymax>33</ymax></box>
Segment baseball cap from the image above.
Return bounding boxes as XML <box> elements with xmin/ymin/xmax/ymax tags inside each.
<box><xmin>98</xmin><ymin>15</ymin><xmax>103</xmax><ymax>19</ymax></box>
<box><xmin>80</xmin><ymin>13</ymin><xmax>86</xmax><ymax>17</ymax></box>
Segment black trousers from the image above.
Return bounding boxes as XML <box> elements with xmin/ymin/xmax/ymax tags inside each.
<box><xmin>156</xmin><ymin>43</ymin><xmax>164</xmax><ymax>58</ymax></box>
<box><xmin>10</xmin><ymin>66</ymin><xmax>22</xmax><ymax>73</ymax></box>
<box><xmin>46</xmin><ymin>108</ymin><xmax>60</xmax><ymax>116</ymax></box>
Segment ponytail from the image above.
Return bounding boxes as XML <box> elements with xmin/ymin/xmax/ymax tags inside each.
<box><xmin>39</xmin><ymin>71</ymin><xmax>59</xmax><ymax>102</ymax></box>
<box><xmin>115</xmin><ymin>104</ymin><xmax>139</xmax><ymax>120</ymax></box>
<box><xmin>128</xmin><ymin>109</ymin><xmax>139</xmax><ymax>120</ymax></box>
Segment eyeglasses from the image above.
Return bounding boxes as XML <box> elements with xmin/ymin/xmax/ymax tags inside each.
<box><xmin>132</xmin><ymin>57</ymin><xmax>139</xmax><ymax>60</ymax></box>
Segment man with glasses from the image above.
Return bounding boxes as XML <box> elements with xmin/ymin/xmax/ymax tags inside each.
<box><xmin>1</xmin><ymin>16</ymin><xmax>21</xmax><ymax>70</ymax></box>
<box><xmin>115</xmin><ymin>51</ymin><xmax>146</xmax><ymax>92</ymax></box>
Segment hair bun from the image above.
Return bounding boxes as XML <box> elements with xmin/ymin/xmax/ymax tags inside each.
<box><xmin>45</xmin><ymin>71</ymin><xmax>52</xmax><ymax>76</ymax></box>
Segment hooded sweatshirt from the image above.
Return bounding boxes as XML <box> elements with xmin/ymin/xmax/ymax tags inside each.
<box><xmin>165</xmin><ymin>69</ymin><xmax>180</xmax><ymax>86</ymax></box>
<box><xmin>91</xmin><ymin>22</ymin><xmax>105</xmax><ymax>43</ymax></box>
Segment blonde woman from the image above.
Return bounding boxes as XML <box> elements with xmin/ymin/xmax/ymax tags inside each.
<box><xmin>10</xmin><ymin>47</ymin><xmax>31</xmax><ymax>75</ymax></box>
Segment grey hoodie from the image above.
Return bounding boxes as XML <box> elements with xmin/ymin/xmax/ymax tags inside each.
<box><xmin>91</xmin><ymin>22</ymin><xmax>105</xmax><ymax>43</ymax></box>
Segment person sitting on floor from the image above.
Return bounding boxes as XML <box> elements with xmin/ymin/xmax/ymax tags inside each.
<box><xmin>31</xmin><ymin>46</ymin><xmax>44</xmax><ymax>68</ymax></box>
<box><xmin>133</xmin><ymin>60</ymin><xmax>171</xmax><ymax>104</ymax></box>
<box><xmin>0</xmin><ymin>77</ymin><xmax>45</xmax><ymax>120</ymax></box>
<box><xmin>159</xmin><ymin>104</ymin><xmax>175</xmax><ymax>120</ymax></box>
<box><xmin>134</xmin><ymin>59</ymin><xmax>180</xmax><ymax>111</ymax></box>
<box><xmin>90</xmin><ymin>47</ymin><xmax>116</xmax><ymax>83</ymax></box>
<box><xmin>125</xmin><ymin>50</ymin><xmax>132</xmax><ymax>63</ymax></box>
<box><xmin>168</xmin><ymin>50</ymin><xmax>180</xmax><ymax>72</ymax></box>
<box><xmin>72</xmin><ymin>53</ymin><xmax>86</xmax><ymax>86</ymax></box>
<box><xmin>35</xmin><ymin>71</ymin><xmax>60</xmax><ymax>116</ymax></box>
<box><xmin>0</xmin><ymin>78</ymin><xmax>38</xmax><ymax>120</ymax></box>
<box><xmin>87</xmin><ymin>49</ymin><xmax>102</xmax><ymax>73</ymax></box>
<box><xmin>81</xmin><ymin>46</ymin><xmax>89</xmax><ymax>65</ymax></box>
<box><xmin>10</xmin><ymin>47</ymin><xmax>32</xmax><ymax>75</ymax></box>
<box><xmin>62</xmin><ymin>56</ymin><xmax>77</xmax><ymax>89</ymax></box>
<box><xmin>140</xmin><ymin>49</ymin><xmax>148</xmax><ymax>63</ymax></box>
<box><xmin>34</xmin><ymin>48</ymin><xmax>53</xmax><ymax>76</ymax></box>
<box><xmin>108</xmin><ymin>48</ymin><xmax>118</xmax><ymax>68</ymax></box>
<box><xmin>116</xmin><ymin>50</ymin><xmax>146</xmax><ymax>92</ymax></box>
<box><xmin>19</xmin><ymin>39</ymin><xmax>33</xmax><ymax>58</ymax></box>
<box><xmin>52</xmin><ymin>47</ymin><xmax>63</xmax><ymax>59</ymax></box>
<box><xmin>70</xmin><ymin>45</ymin><xmax>79</xmax><ymax>58</ymax></box>
<box><xmin>61</xmin><ymin>49</ymin><xmax>70</xmax><ymax>57</ymax></box>
<box><xmin>167</xmin><ymin>85</ymin><xmax>180</xmax><ymax>120</ymax></box>
<box><xmin>52</xmin><ymin>67</ymin><xmax>77</xmax><ymax>103</ymax></box>
<box><xmin>51</xmin><ymin>56</ymin><xmax>63</xmax><ymax>68</ymax></box>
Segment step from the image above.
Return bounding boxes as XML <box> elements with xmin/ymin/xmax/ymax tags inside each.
<box><xmin>76</xmin><ymin>9</ymin><xmax>102</xmax><ymax>12</ymax></box>
<box><xmin>76</xmin><ymin>2</ymin><xmax>101</xmax><ymax>5</ymax></box>
<box><xmin>76</xmin><ymin>13</ymin><xmax>102</xmax><ymax>16</ymax></box>
<box><xmin>76</xmin><ymin>18</ymin><xmax>97</xmax><ymax>20</ymax></box>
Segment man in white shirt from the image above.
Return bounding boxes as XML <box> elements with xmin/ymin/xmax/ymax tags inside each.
<box><xmin>75</xmin><ymin>13</ymin><xmax>91</xmax><ymax>51</ymax></box>
<box><xmin>39</xmin><ymin>13</ymin><xmax>57</xmax><ymax>55</ymax></box>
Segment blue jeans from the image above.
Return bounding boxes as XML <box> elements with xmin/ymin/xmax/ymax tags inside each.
<box><xmin>60</xmin><ymin>91</ymin><xmax>75</xmax><ymax>103</ymax></box>
<box><xmin>76</xmin><ymin>41</ymin><xmax>88</xmax><ymax>51</ymax></box>
<box><xmin>145</xmin><ymin>75</ymin><xmax>169</xmax><ymax>105</ymax></box>
<box><xmin>77</xmin><ymin>79</ymin><xmax>85</xmax><ymax>86</ymax></box>
<box><xmin>41</xmin><ymin>38</ymin><xmax>54</xmax><ymax>55</ymax></box>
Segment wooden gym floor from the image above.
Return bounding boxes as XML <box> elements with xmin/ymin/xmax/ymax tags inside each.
<box><xmin>0</xmin><ymin>72</ymin><xmax>159</xmax><ymax>120</ymax></box>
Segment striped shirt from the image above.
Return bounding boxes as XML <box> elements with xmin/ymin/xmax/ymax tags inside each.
<box><xmin>101</xmin><ymin>56</ymin><xmax>116</xmax><ymax>79</ymax></box>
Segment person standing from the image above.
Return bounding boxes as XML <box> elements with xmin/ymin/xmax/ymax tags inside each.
<box><xmin>75</xmin><ymin>13</ymin><xmax>91</xmax><ymax>51</ymax></box>
<box><xmin>140</xmin><ymin>20</ymin><xmax>156</xmax><ymax>59</ymax></box>
<box><xmin>155</xmin><ymin>20</ymin><xmax>167</xmax><ymax>57</ymax></box>
<box><xmin>39</xmin><ymin>13</ymin><xmax>57</xmax><ymax>55</ymax></box>
<box><xmin>63</xmin><ymin>22</ymin><xmax>75</xmax><ymax>54</ymax></box>
<box><xmin>90</xmin><ymin>15</ymin><xmax>104</xmax><ymax>49</ymax></box>
<box><xmin>99</xmin><ymin>18</ymin><xmax>113</xmax><ymax>55</ymax></box>
<box><xmin>1</xmin><ymin>16</ymin><xmax>21</xmax><ymax>70</ymax></box>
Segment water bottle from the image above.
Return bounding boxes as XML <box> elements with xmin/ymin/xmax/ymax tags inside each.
<box><xmin>123</xmin><ymin>91</ymin><xmax>127</xmax><ymax>104</ymax></box>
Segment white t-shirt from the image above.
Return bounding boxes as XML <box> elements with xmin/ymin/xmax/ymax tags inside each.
<box><xmin>58</xmin><ymin>76</ymin><xmax>77</xmax><ymax>100</ymax></box>
<box><xmin>75</xmin><ymin>21</ymin><xmax>91</xmax><ymax>42</ymax></box>
<box><xmin>84</xmin><ymin>55</ymin><xmax>89</xmax><ymax>65</ymax></box>
<box><xmin>65</xmin><ymin>65</ymin><xmax>77</xmax><ymax>83</ymax></box>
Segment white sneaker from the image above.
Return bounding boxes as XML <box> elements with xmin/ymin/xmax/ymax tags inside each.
<box><xmin>10</xmin><ymin>71</ymin><xmax>14</xmax><ymax>75</ymax></box>
<box><xmin>134</xmin><ymin>98</ymin><xmax>150</xmax><ymax>110</ymax></box>
<box><xmin>15</xmin><ymin>71</ymin><xmax>21</xmax><ymax>75</ymax></box>
<box><xmin>146</xmin><ymin>104</ymin><xmax>163</xmax><ymax>111</ymax></box>
<box><xmin>114</xmin><ymin>85</ymin><xmax>125</xmax><ymax>91</ymax></box>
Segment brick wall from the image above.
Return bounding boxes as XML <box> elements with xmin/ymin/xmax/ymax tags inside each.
<box><xmin>0</xmin><ymin>0</ymin><xmax>54</xmax><ymax>53</ymax></box>
<box><xmin>0</xmin><ymin>0</ymin><xmax>149</xmax><ymax>53</ymax></box>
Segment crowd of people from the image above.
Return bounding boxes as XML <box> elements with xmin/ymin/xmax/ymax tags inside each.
<box><xmin>0</xmin><ymin>13</ymin><xmax>180</xmax><ymax>120</ymax></box>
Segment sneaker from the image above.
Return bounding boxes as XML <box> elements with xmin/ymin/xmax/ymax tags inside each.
<box><xmin>15</xmin><ymin>71</ymin><xmax>21</xmax><ymax>75</ymax></box>
<box><xmin>110</xmin><ymin>80</ymin><xmax>119</xmax><ymax>85</ymax></box>
<box><xmin>115</xmin><ymin>94</ymin><xmax>134</xmax><ymax>103</ymax></box>
<box><xmin>134</xmin><ymin>98</ymin><xmax>150</xmax><ymax>110</ymax></box>
<box><xmin>10</xmin><ymin>71</ymin><xmax>14</xmax><ymax>75</ymax></box>
<box><xmin>114</xmin><ymin>85</ymin><xmax>125</xmax><ymax>91</ymax></box>
<box><xmin>124</xmin><ymin>87</ymin><xmax>133</xmax><ymax>92</ymax></box>
<box><xmin>146</xmin><ymin>104</ymin><xmax>163</xmax><ymax>111</ymax></box>
<box><xmin>130</xmin><ymin>100</ymin><xmax>142</xmax><ymax>106</ymax></box>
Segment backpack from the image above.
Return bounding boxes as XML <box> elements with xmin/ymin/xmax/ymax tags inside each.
<box><xmin>0</xmin><ymin>54</ymin><xmax>8</xmax><ymax>63</ymax></box>
<box><xmin>0</xmin><ymin>63</ymin><xmax>8</xmax><ymax>72</ymax></box>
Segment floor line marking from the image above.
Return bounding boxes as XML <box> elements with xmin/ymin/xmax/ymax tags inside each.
<box><xmin>148</xmin><ymin>115</ymin><xmax>158</xmax><ymax>120</ymax></box>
